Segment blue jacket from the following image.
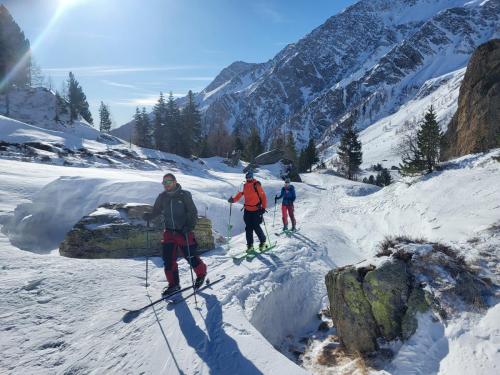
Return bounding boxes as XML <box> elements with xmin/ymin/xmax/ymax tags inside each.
<box><xmin>276</xmin><ymin>185</ymin><xmax>296</xmax><ymax>205</ymax></box>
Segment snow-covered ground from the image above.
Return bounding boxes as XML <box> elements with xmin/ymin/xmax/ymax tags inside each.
<box><xmin>1</xmin><ymin>137</ymin><xmax>499</xmax><ymax>373</ymax></box>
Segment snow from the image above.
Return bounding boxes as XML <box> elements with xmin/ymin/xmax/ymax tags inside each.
<box><xmin>1</xmin><ymin>111</ymin><xmax>500</xmax><ymax>374</ymax></box>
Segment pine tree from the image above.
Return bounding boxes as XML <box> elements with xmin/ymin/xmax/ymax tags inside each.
<box><xmin>153</xmin><ymin>92</ymin><xmax>167</xmax><ymax>151</ymax></box>
<box><xmin>165</xmin><ymin>92</ymin><xmax>181</xmax><ymax>154</ymax></box>
<box><xmin>98</xmin><ymin>101</ymin><xmax>112</xmax><ymax>133</ymax></box>
<box><xmin>67</xmin><ymin>72</ymin><xmax>93</xmax><ymax>124</ymax></box>
<box><xmin>379</xmin><ymin>168</ymin><xmax>392</xmax><ymax>186</ymax></box>
<box><xmin>400</xmin><ymin>106</ymin><xmax>442</xmax><ymax>175</ymax></box>
<box><xmin>234</xmin><ymin>136</ymin><xmax>245</xmax><ymax>152</ymax></box>
<box><xmin>54</xmin><ymin>91</ymin><xmax>67</xmax><ymax>122</ymax></box>
<box><xmin>283</xmin><ymin>132</ymin><xmax>298</xmax><ymax>163</ymax></box>
<box><xmin>180</xmin><ymin>90</ymin><xmax>202</xmax><ymax>156</ymax></box>
<box><xmin>141</xmin><ymin>107</ymin><xmax>152</xmax><ymax>148</ymax></box>
<box><xmin>337</xmin><ymin>123</ymin><xmax>363</xmax><ymax>180</ymax></box>
<box><xmin>0</xmin><ymin>5</ymin><xmax>31</xmax><ymax>91</ymax></box>
<box><xmin>244</xmin><ymin>127</ymin><xmax>263</xmax><ymax>161</ymax></box>
<box><xmin>305</xmin><ymin>137</ymin><xmax>319</xmax><ymax>172</ymax></box>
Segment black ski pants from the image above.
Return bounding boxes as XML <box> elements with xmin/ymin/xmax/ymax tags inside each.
<box><xmin>243</xmin><ymin>210</ymin><xmax>266</xmax><ymax>246</ymax></box>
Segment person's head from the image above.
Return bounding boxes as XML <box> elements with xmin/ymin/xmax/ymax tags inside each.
<box><xmin>285</xmin><ymin>178</ymin><xmax>290</xmax><ymax>186</ymax></box>
<box><xmin>162</xmin><ymin>173</ymin><xmax>177</xmax><ymax>191</ymax></box>
<box><xmin>245</xmin><ymin>171</ymin><xmax>254</xmax><ymax>181</ymax></box>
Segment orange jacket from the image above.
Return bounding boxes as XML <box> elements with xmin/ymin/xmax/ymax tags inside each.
<box><xmin>232</xmin><ymin>179</ymin><xmax>267</xmax><ymax>211</ymax></box>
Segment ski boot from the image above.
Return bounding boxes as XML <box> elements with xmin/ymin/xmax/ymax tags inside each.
<box><xmin>291</xmin><ymin>225</ymin><xmax>296</xmax><ymax>232</ymax></box>
<box><xmin>162</xmin><ymin>284</ymin><xmax>180</xmax><ymax>297</ymax></box>
<box><xmin>246</xmin><ymin>244</ymin><xmax>254</xmax><ymax>253</ymax></box>
<box><xmin>194</xmin><ymin>274</ymin><xmax>206</xmax><ymax>290</ymax></box>
<box><xmin>282</xmin><ymin>225</ymin><xmax>288</xmax><ymax>232</ymax></box>
<box><xmin>259</xmin><ymin>242</ymin><xmax>266</xmax><ymax>251</ymax></box>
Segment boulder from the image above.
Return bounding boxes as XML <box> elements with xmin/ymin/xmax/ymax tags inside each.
<box><xmin>325</xmin><ymin>240</ymin><xmax>491</xmax><ymax>354</ymax></box>
<box><xmin>325</xmin><ymin>266</ymin><xmax>379</xmax><ymax>353</ymax></box>
<box><xmin>254</xmin><ymin>149</ymin><xmax>284</xmax><ymax>165</ymax></box>
<box><xmin>363</xmin><ymin>259</ymin><xmax>410</xmax><ymax>340</ymax></box>
<box><xmin>441</xmin><ymin>39</ymin><xmax>500</xmax><ymax>160</ymax></box>
<box><xmin>59</xmin><ymin>203</ymin><xmax>215</xmax><ymax>259</ymax></box>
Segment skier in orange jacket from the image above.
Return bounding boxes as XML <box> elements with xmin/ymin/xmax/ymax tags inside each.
<box><xmin>228</xmin><ymin>171</ymin><xmax>267</xmax><ymax>250</ymax></box>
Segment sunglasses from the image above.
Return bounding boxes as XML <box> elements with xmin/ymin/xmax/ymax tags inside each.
<box><xmin>162</xmin><ymin>179</ymin><xmax>175</xmax><ymax>185</ymax></box>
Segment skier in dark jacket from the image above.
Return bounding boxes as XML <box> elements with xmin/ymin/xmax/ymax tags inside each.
<box><xmin>228</xmin><ymin>171</ymin><xmax>268</xmax><ymax>251</ymax></box>
<box><xmin>143</xmin><ymin>173</ymin><xmax>207</xmax><ymax>296</ymax></box>
<box><xmin>275</xmin><ymin>178</ymin><xmax>296</xmax><ymax>231</ymax></box>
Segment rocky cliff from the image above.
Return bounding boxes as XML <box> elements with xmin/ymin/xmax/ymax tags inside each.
<box><xmin>441</xmin><ymin>39</ymin><xmax>500</xmax><ymax>160</ymax></box>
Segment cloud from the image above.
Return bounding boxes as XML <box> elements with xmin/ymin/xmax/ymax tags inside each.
<box><xmin>42</xmin><ymin>65</ymin><xmax>213</xmax><ymax>77</ymax></box>
<box><xmin>112</xmin><ymin>93</ymin><xmax>185</xmax><ymax>107</ymax></box>
<box><xmin>101</xmin><ymin>80</ymin><xmax>136</xmax><ymax>89</ymax></box>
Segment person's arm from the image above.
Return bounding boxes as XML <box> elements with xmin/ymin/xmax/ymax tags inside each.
<box><xmin>150</xmin><ymin>194</ymin><xmax>163</xmax><ymax>219</ymax></box>
<box><xmin>276</xmin><ymin>187</ymin><xmax>284</xmax><ymax>200</ymax></box>
<box><xmin>182</xmin><ymin>191</ymin><xmax>198</xmax><ymax>231</ymax></box>
<box><xmin>290</xmin><ymin>186</ymin><xmax>296</xmax><ymax>202</ymax></box>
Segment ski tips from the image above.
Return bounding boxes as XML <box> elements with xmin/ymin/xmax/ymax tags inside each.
<box><xmin>122</xmin><ymin>309</ymin><xmax>142</xmax><ymax>323</ymax></box>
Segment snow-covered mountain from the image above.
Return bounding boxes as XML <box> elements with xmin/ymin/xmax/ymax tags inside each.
<box><xmin>189</xmin><ymin>0</ymin><xmax>499</xmax><ymax>146</ymax></box>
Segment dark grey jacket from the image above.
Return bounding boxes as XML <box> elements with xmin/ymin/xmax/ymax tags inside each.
<box><xmin>150</xmin><ymin>184</ymin><xmax>198</xmax><ymax>231</ymax></box>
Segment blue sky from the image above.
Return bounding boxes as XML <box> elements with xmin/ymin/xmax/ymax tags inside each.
<box><xmin>5</xmin><ymin>0</ymin><xmax>356</xmax><ymax>126</ymax></box>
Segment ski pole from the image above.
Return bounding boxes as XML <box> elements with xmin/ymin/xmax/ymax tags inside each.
<box><xmin>262</xmin><ymin>214</ymin><xmax>272</xmax><ymax>248</ymax></box>
<box><xmin>227</xmin><ymin>203</ymin><xmax>233</xmax><ymax>250</ymax></box>
<box><xmin>184</xmin><ymin>232</ymin><xmax>198</xmax><ymax>306</ymax></box>
<box><xmin>145</xmin><ymin>220</ymin><xmax>150</xmax><ymax>289</ymax></box>
<box><xmin>272</xmin><ymin>199</ymin><xmax>277</xmax><ymax>228</ymax></box>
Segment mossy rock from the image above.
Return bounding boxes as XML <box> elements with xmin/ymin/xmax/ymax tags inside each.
<box><xmin>401</xmin><ymin>287</ymin><xmax>430</xmax><ymax>339</ymax></box>
<box><xmin>325</xmin><ymin>266</ymin><xmax>378</xmax><ymax>353</ymax></box>
<box><xmin>60</xmin><ymin>203</ymin><xmax>215</xmax><ymax>259</ymax></box>
<box><xmin>363</xmin><ymin>259</ymin><xmax>410</xmax><ymax>340</ymax></box>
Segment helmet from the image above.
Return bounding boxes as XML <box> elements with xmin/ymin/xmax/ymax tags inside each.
<box><xmin>285</xmin><ymin>178</ymin><xmax>290</xmax><ymax>184</ymax></box>
<box><xmin>245</xmin><ymin>171</ymin><xmax>254</xmax><ymax>179</ymax></box>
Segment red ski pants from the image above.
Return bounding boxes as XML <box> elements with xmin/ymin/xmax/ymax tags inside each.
<box><xmin>161</xmin><ymin>230</ymin><xmax>207</xmax><ymax>286</ymax></box>
<box><xmin>281</xmin><ymin>204</ymin><xmax>296</xmax><ymax>227</ymax></box>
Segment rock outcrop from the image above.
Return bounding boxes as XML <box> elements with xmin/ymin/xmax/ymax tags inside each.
<box><xmin>442</xmin><ymin>39</ymin><xmax>500</xmax><ymax>160</ymax></box>
<box><xmin>59</xmin><ymin>203</ymin><xmax>215</xmax><ymax>258</ymax></box>
<box><xmin>325</xmin><ymin>240</ymin><xmax>492</xmax><ymax>353</ymax></box>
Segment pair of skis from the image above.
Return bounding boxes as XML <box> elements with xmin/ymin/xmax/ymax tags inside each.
<box><xmin>231</xmin><ymin>242</ymin><xmax>277</xmax><ymax>262</ymax></box>
<box><xmin>275</xmin><ymin>227</ymin><xmax>300</xmax><ymax>237</ymax></box>
<box><xmin>122</xmin><ymin>275</ymin><xmax>225</xmax><ymax>322</ymax></box>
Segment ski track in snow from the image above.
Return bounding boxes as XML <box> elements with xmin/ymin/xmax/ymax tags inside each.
<box><xmin>0</xmin><ymin>147</ymin><xmax>499</xmax><ymax>374</ymax></box>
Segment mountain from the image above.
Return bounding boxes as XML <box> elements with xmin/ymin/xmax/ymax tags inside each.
<box><xmin>194</xmin><ymin>0</ymin><xmax>499</xmax><ymax>147</ymax></box>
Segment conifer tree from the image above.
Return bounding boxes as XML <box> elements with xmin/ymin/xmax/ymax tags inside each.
<box><xmin>180</xmin><ymin>90</ymin><xmax>202</xmax><ymax>156</ymax></box>
<box><xmin>284</xmin><ymin>132</ymin><xmax>298</xmax><ymax>163</ymax></box>
<box><xmin>141</xmin><ymin>107</ymin><xmax>152</xmax><ymax>148</ymax></box>
<box><xmin>337</xmin><ymin>123</ymin><xmax>363</xmax><ymax>180</ymax></box>
<box><xmin>400</xmin><ymin>106</ymin><xmax>442</xmax><ymax>175</ymax></box>
<box><xmin>98</xmin><ymin>101</ymin><xmax>112</xmax><ymax>133</ymax></box>
<box><xmin>153</xmin><ymin>92</ymin><xmax>167</xmax><ymax>151</ymax></box>
<box><xmin>67</xmin><ymin>72</ymin><xmax>93</xmax><ymax>124</ymax></box>
<box><xmin>165</xmin><ymin>91</ymin><xmax>181</xmax><ymax>154</ymax></box>
<box><xmin>134</xmin><ymin>107</ymin><xmax>152</xmax><ymax>148</ymax></box>
<box><xmin>244</xmin><ymin>127</ymin><xmax>263</xmax><ymax>161</ymax></box>
<box><xmin>0</xmin><ymin>5</ymin><xmax>31</xmax><ymax>91</ymax></box>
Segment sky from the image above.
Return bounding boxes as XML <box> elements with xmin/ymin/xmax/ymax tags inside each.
<box><xmin>5</xmin><ymin>0</ymin><xmax>357</xmax><ymax>127</ymax></box>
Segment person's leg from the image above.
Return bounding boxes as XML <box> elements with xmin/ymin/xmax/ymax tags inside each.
<box><xmin>281</xmin><ymin>204</ymin><xmax>288</xmax><ymax>229</ymax></box>
<box><xmin>250</xmin><ymin>211</ymin><xmax>266</xmax><ymax>245</ymax></box>
<box><xmin>288</xmin><ymin>205</ymin><xmax>296</xmax><ymax>229</ymax></box>
<box><xmin>243</xmin><ymin>210</ymin><xmax>254</xmax><ymax>248</ymax></box>
<box><xmin>180</xmin><ymin>232</ymin><xmax>207</xmax><ymax>278</ymax></box>
<box><xmin>161</xmin><ymin>235</ymin><xmax>179</xmax><ymax>287</ymax></box>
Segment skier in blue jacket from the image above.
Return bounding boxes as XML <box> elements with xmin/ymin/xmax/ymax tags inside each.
<box><xmin>275</xmin><ymin>178</ymin><xmax>296</xmax><ymax>231</ymax></box>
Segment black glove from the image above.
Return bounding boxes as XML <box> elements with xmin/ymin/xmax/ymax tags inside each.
<box><xmin>260</xmin><ymin>208</ymin><xmax>267</xmax><ymax>215</ymax></box>
<box><xmin>181</xmin><ymin>226</ymin><xmax>190</xmax><ymax>235</ymax></box>
<box><xmin>228</xmin><ymin>197</ymin><xmax>234</xmax><ymax>203</ymax></box>
<box><xmin>274</xmin><ymin>195</ymin><xmax>278</xmax><ymax>203</ymax></box>
<box><xmin>143</xmin><ymin>212</ymin><xmax>153</xmax><ymax>221</ymax></box>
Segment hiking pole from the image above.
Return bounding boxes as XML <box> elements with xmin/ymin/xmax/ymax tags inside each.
<box><xmin>272</xmin><ymin>200</ymin><xmax>277</xmax><ymax>228</ymax></box>
<box><xmin>227</xmin><ymin>203</ymin><xmax>233</xmax><ymax>251</ymax></box>
<box><xmin>262</xmin><ymin>214</ymin><xmax>273</xmax><ymax>248</ymax></box>
<box><xmin>145</xmin><ymin>220</ymin><xmax>150</xmax><ymax>289</ymax></box>
<box><xmin>184</xmin><ymin>232</ymin><xmax>198</xmax><ymax>306</ymax></box>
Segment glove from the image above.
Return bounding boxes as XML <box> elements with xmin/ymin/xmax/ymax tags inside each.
<box><xmin>259</xmin><ymin>208</ymin><xmax>267</xmax><ymax>215</ymax></box>
<box><xmin>142</xmin><ymin>212</ymin><xmax>153</xmax><ymax>221</ymax></box>
<box><xmin>274</xmin><ymin>195</ymin><xmax>278</xmax><ymax>203</ymax></box>
<box><xmin>181</xmin><ymin>226</ymin><xmax>190</xmax><ymax>235</ymax></box>
<box><xmin>228</xmin><ymin>197</ymin><xmax>234</xmax><ymax>203</ymax></box>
